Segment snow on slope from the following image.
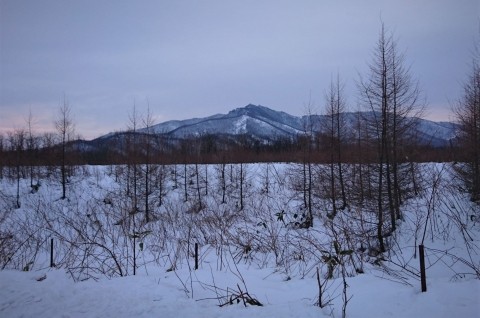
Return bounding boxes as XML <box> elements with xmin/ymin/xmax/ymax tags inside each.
<box><xmin>145</xmin><ymin>104</ymin><xmax>304</xmax><ymax>138</ymax></box>
<box><xmin>131</xmin><ymin>105</ymin><xmax>458</xmax><ymax>147</ymax></box>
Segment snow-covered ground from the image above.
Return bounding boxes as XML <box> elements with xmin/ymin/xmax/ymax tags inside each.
<box><xmin>0</xmin><ymin>163</ymin><xmax>479</xmax><ymax>317</ymax></box>
<box><xmin>1</xmin><ymin>261</ymin><xmax>478</xmax><ymax>318</ymax></box>
<box><xmin>1</xmin><ymin>252</ymin><xmax>479</xmax><ymax>318</ymax></box>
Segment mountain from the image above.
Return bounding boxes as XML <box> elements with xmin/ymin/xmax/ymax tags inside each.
<box><xmin>411</xmin><ymin>120</ymin><xmax>458</xmax><ymax>147</ymax></box>
<box><xmin>144</xmin><ymin>104</ymin><xmax>304</xmax><ymax>139</ymax></box>
<box><xmin>128</xmin><ymin>104</ymin><xmax>458</xmax><ymax>147</ymax></box>
<box><xmin>71</xmin><ymin>104</ymin><xmax>460</xmax><ymax>163</ymax></box>
<box><xmin>90</xmin><ymin>104</ymin><xmax>458</xmax><ymax>148</ymax></box>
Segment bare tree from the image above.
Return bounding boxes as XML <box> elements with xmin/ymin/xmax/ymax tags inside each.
<box><xmin>115</xmin><ymin>104</ymin><xmax>143</xmax><ymax>276</ymax></box>
<box><xmin>142</xmin><ymin>104</ymin><xmax>154</xmax><ymax>222</ymax></box>
<box><xmin>215</xmin><ymin>159</ymin><xmax>228</xmax><ymax>204</ymax></box>
<box><xmin>300</xmin><ymin>103</ymin><xmax>316</xmax><ymax>227</ymax></box>
<box><xmin>324</xmin><ymin>73</ymin><xmax>348</xmax><ymax>219</ymax></box>
<box><xmin>156</xmin><ymin>164</ymin><xmax>167</xmax><ymax>207</ymax></box>
<box><xmin>40</xmin><ymin>132</ymin><xmax>57</xmax><ymax>177</ymax></box>
<box><xmin>0</xmin><ymin>133</ymin><xmax>4</xmax><ymax>180</ymax></box>
<box><xmin>178</xmin><ymin>139</ymin><xmax>190</xmax><ymax>202</ymax></box>
<box><xmin>25</xmin><ymin>109</ymin><xmax>39</xmax><ymax>189</ymax></box>
<box><xmin>8</xmin><ymin>129</ymin><xmax>26</xmax><ymax>208</ymax></box>
<box><xmin>195</xmin><ymin>162</ymin><xmax>203</xmax><ymax>210</ymax></box>
<box><xmin>126</xmin><ymin>103</ymin><xmax>141</xmax><ymax>210</ymax></box>
<box><xmin>55</xmin><ymin>96</ymin><xmax>75</xmax><ymax>199</ymax></box>
<box><xmin>358</xmin><ymin>23</ymin><xmax>424</xmax><ymax>251</ymax></box>
<box><xmin>453</xmin><ymin>36</ymin><xmax>480</xmax><ymax>203</ymax></box>
<box><xmin>239</xmin><ymin>163</ymin><xmax>245</xmax><ymax>211</ymax></box>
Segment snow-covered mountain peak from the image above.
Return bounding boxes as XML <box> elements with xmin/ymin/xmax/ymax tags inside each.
<box><xmin>103</xmin><ymin>104</ymin><xmax>458</xmax><ymax>147</ymax></box>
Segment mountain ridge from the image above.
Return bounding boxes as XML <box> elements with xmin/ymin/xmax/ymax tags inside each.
<box><xmin>122</xmin><ymin>104</ymin><xmax>457</xmax><ymax>147</ymax></box>
<box><xmin>143</xmin><ymin>104</ymin><xmax>304</xmax><ymax>138</ymax></box>
<box><xmin>91</xmin><ymin>104</ymin><xmax>458</xmax><ymax>151</ymax></box>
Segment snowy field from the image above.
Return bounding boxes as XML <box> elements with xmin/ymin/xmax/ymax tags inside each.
<box><xmin>0</xmin><ymin>163</ymin><xmax>479</xmax><ymax>317</ymax></box>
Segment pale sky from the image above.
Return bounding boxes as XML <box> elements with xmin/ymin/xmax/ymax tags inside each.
<box><xmin>1</xmin><ymin>0</ymin><xmax>478</xmax><ymax>140</ymax></box>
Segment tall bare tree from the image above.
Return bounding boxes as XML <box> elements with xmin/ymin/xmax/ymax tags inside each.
<box><xmin>300</xmin><ymin>103</ymin><xmax>316</xmax><ymax>227</ymax></box>
<box><xmin>324</xmin><ymin>74</ymin><xmax>348</xmax><ymax>219</ymax></box>
<box><xmin>25</xmin><ymin>109</ymin><xmax>38</xmax><ymax>188</ymax></box>
<box><xmin>124</xmin><ymin>103</ymin><xmax>145</xmax><ymax>275</ymax></box>
<box><xmin>142</xmin><ymin>104</ymin><xmax>154</xmax><ymax>222</ymax></box>
<box><xmin>126</xmin><ymin>103</ymin><xmax>141</xmax><ymax>211</ymax></box>
<box><xmin>358</xmin><ymin>23</ymin><xmax>423</xmax><ymax>251</ymax></box>
<box><xmin>55</xmin><ymin>96</ymin><xmax>74</xmax><ymax>199</ymax></box>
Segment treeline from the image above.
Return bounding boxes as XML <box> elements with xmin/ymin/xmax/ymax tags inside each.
<box><xmin>0</xmin><ymin>126</ymin><xmax>457</xmax><ymax>167</ymax></box>
<box><xmin>108</xmin><ymin>133</ymin><xmax>456</xmax><ymax>165</ymax></box>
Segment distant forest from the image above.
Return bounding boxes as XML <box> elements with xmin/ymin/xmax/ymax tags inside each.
<box><xmin>0</xmin><ymin>128</ymin><xmax>457</xmax><ymax>167</ymax></box>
